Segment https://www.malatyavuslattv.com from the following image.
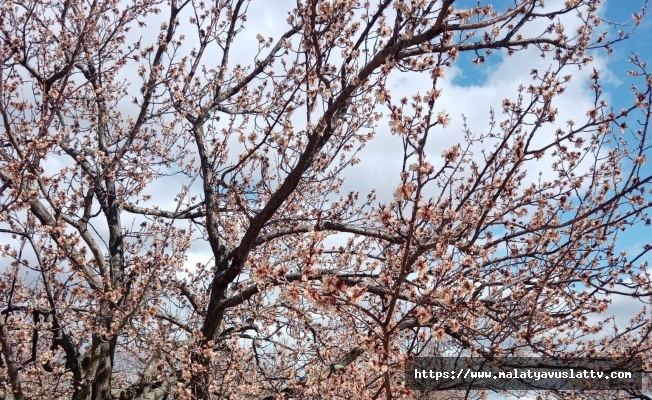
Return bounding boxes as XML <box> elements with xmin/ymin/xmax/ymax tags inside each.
<box><xmin>406</xmin><ymin>357</ymin><xmax>642</xmax><ymax>391</ymax></box>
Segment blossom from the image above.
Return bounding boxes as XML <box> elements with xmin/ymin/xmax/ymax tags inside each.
<box><xmin>437</xmin><ymin>110</ymin><xmax>451</xmax><ymax>127</ymax></box>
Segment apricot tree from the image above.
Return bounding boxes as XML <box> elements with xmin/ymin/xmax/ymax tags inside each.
<box><xmin>1</xmin><ymin>0</ymin><xmax>651</xmax><ymax>399</ymax></box>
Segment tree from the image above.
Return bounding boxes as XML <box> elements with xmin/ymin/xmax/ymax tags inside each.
<box><xmin>1</xmin><ymin>0</ymin><xmax>651</xmax><ymax>399</ymax></box>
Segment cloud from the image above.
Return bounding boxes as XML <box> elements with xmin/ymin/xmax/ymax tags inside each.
<box><xmin>343</xmin><ymin>42</ymin><xmax>608</xmax><ymax>203</ymax></box>
<box><xmin>349</xmin><ymin>2</ymin><xmax>639</xmax><ymax>212</ymax></box>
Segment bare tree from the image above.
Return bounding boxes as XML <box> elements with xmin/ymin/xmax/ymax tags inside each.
<box><xmin>0</xmin><ymin>0</ymin><xmax>651</xmax><ymax>399</ymax></box>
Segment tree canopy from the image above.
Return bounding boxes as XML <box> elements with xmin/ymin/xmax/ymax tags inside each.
<box><xmin>0</xmin><ymin>0</ymin><xmax>651</xmax><ymax>399</ymax></box>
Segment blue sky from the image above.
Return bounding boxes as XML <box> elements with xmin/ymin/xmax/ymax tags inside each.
<box><xmin>442</xmin><ymin>2</ymin><xmax>652</xmax><ymax>398</ymax></box>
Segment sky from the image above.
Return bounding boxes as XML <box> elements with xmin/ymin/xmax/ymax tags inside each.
<box><xmin>306</xmin><ymin>1</ymin><xmax>652</xmax><ymax>398</ymax></box>
<box><xmin>169</xmin><ymin>1</ymin><xmax>652</xmax><ymax>396</ymax></box>
<box><xmin>2</xmin><ymin>0</ymin><xmax>651</xmax><ymax>398</ymax></box>
<box><xmin>30</xmin><ymin>0</ymin><xmax>644</xmax><ymax>312</ymax></box>
<box><xmin>135</xmin><ymin>0</ymin><xmax>652</xmax><ymax>377</ymax></box>
<box><xmin>430</xmin><ymin>1</ymin><xmax>652</xmax><ymax>398</ymax></box>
